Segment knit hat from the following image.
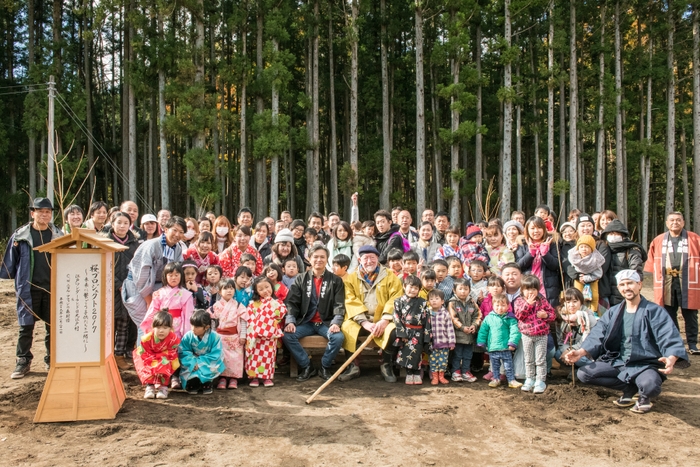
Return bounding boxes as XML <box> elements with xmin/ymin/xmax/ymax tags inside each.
<box><xmin>274</xmin><ymin>228</ymin><xmax>294</xmax><ymax>244</ymax></box>
<box><xmin>576</xmin><ymin>213</ymin><xmax>594</xmax><ymax>229</ymax></box>
<box><xmin>503</xmin><ymin>220</ymin><xmax>524</xmax><ymax>234</ymax></box>
<box><xmin>358</xmin><ymin>245</ymin><xmax>380</xmax><ymax>257</ymax></box>
<box><xmin>576</xmin><ymin>235</ymin><xmax>596</xmax><ymax>251</ymax></box>
<box><xmin>465</xmin><ymin>223</ymin><xmax>483</xmax><ymax>240</ymax></box>
<box><xmin>559</xmin><ymin>221</ymin><xmax>576</xmax><ymax>233</ymax></box>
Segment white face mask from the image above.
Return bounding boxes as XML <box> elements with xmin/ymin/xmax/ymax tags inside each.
<box><xmin>184</xmin><ymin>229</ymin><xmax>196</xmax><ymax>240</ymax></box>
<box><xmin>216</xmin><ymin>226</ymin><xmax>229</xmax><ymax>237</ymax></box>
<box><xmin>607</xmin><ymin>234</ymin><xmax>623</xmax><ymax>244</ymax></box>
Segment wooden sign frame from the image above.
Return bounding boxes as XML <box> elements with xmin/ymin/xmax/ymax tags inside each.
<box><xmin>33</xmin><ymin>228</ymin><xmax>128</xmax><ymax>423</ymax></box>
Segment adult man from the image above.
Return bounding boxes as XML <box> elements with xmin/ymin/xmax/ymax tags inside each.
<box><xmin>1</xmin><ymin>198</ymin><xmax>63</xmax><ymax>378</ymax></box>
<box><xmin>281</xmin><ymin>211</ymin><xmax>293</xmax><ymax>226</ymax></box>
<box><xmin>237</xmin><ymin>207</ymin><xmax>254</xmax><ymax>229</ymax></box>
<box><xmin>283</xmin><ymin>245</ymin><xmax>345</xmax><ymax>381</ymax></box>
<box><xmin>421</xmin><ymin>209</ymin><xmax>435</xmax><ymax>224</ymax></box>
<box><xmin>120</xmin><ymin>200</ymin><xmax>145</xmax><ymax>238</ymax></box>
<box><xmin>339</xmin><ymin>246</ymin><xmax>404</xmax><ymax>382</ymax></box>
<box><xmin>433</xmin><ymin>211</ymin><xmax>450</xmax><ymax>245</ymax></box>
<box><xmin>501</xmin><ymin>262</ymin><xmax>522</xmax><ymax>302</ymax></box>
<box><xmin>510</xmin><ymin>210</ymin><xmax>526</xmax><ymax>227</ymax></box>
<box><xmin>122</xmin><ymin>216</ymin><xmax>186</xmax><ymax>328</ymax></box>
<box><xmin>397</xmin><ymin>210</ymin><xmax>418</xmax><ymax>243</ymax></box>
<box><xmin>157</xmin><ymin>209</ymin><xmax>171</xmax><ymax>231</ymax></box>
<box><xmin>391</xmin><ymin>207</ymin><xmax>402</xmax><ymax>224</ymax></box>
<box><xmin>327</xmin><ymin>212</ymin><xmax>341</xmax><ymax>233</ymax></box>
<box><xmin>308</xmin><ymin>211</ymin><xmax>329</xmax><ymax>243</ymax></box>
<box><xmin>411</xmin><ymin>221</ymin><xmax>440</xmax><ymax>265</ymax></box>
<box><xmin>645</xmin><ymin>212</ymin><xmax>700</xmax><ymax>354</ymax></box>
<box><xmin>566</xmin><ymin>270</ymin><xmax>689</xmax><ymax>414</ymax></box>
<box><xmin>263</xmin><ymin>217</ymin><xmax>276</xmax><ymax>240</ymax></box>
<box><xmin>373</xmin><ymin>210</ymin><xmax>404</xmax><ymax>264</ymax></box>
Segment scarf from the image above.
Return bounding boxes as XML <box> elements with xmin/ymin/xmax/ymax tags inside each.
<box><xmin>161</xmin><ymin>233</ymin><xmax>175</xmax><ymax>261</ymax></box>
<box><xmin>529</xmin><ymin>242</ymin><xmax>548</xmax><ymax>296</ymax></box>
<box><xmin>360</xmin><ymin>266</ymin><xmax>380</xmax><ymax>286</ymax></box>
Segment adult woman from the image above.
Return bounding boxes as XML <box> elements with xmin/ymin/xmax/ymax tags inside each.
<box><xmin>219</xmin><ymin>225</ymin><xmax>263</xmax><ymax>277</ymax></box>
<box><xmin>264</xmin><ymin>228</ymin><xmax>305</xmax><ymax>272</ymax></box>
<box><xmin>576</xmin><ymin>213</ymin><xmax>612</xmax><ymax>309</ymax></box>
<box><xmin>107</xmin><ymin>212</ymin><xmax>140</xmax><ymax>369</ymax></box>
<box><xmin>213</xmin><ymin>215</ymin><xmax>234</xmax><ymax>253</ymax></box>
<box><xmin>515</xmin><ymin>216</ymin><xmax>562</xmax><ymax>306</ymax></box>
<box><xmin>250</xmin><ymin>221</ymin><xmax>272</xmax><ymax>261</ymax></box>
<box><xmin>597</xmin><ymin>210</ymin><xmax>618</xmax><ymax>233</ymax></box>
<box><xmin>141</xmin><ymin>214</ymin><xmax>161</xmax><ymax>241</ymax></box>
<box><xmin>327</xmin><ymin>221</ymin><xmax>354</xmax><ymax>270</ymax></box>
<box><xmin>559</xmin><ymin>221</ymin><xmax>578</xmax><ymax>290</ymax></box>
<box><xmin>601</xmin><ymin>219</ymin><xmax>646</xmax><ymax>306</ymax></box>
<box><xmin>84</xmin><ymin>201</ymin><xmax>109</xmax><ymax>232</ymax></box>
<box><xmin>483</xmin><ymin>224</ymin><xmax>515</xmax><ymax>275</ymax></box>
<box><xmin>62</xmin><ymin>204</ymin><xmax>84</xmax><ymax>234</ymax></box>
<box><xmin>503</xmin><ymin>219</ymin><xmax>524</xmax><ymax>251</ymax></box>
<box><xmin>183</xmin><ymin>217</ymin><xmax>199</xmax><ymax>247</ymax></box>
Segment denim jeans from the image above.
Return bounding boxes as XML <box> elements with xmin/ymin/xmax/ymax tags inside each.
<box><xmin>451</xmin><ymin>343</ymin><xmax>474</xmax><ymax>373</ymax></box>
<box><xmin>489</xmin><ymin>350</ymin><xmax>515</xmax><ymax>381</ymax></box>
<box><xmin>282</xmin><ymin>321</ymin><xmax>345</xmax><ymax>369</ymax></box>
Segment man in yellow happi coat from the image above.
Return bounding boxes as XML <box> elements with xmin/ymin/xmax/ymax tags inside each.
<box><xmin>339</xmin><ymin>245</ymin><xmax>404</xmax><ymax>382</ymax></box>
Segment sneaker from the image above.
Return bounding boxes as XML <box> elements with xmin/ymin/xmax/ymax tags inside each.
<box><xmin>461</xmin><ymin>371</ymin><xmax>477</xmax><ymax>383</ymax></box>
<box><xmin>202</xmin><ymin>383</ymin><xmax>213</xmax><ymax>395</ymax></box>
<box><xmin>533</xmin><ymin>381</ymin><xmax>547</xmax><ymax>394</ymax></box>
<box><xmin>405</xmin><ymin>375</ymin><xmax>415</xmax><ymax>385</ymax></box>
<box><xmin>500</xmin><ymin>373</ymin><xmax>507</xmax><ymax>382</ymax></box>
<box><xmin>156</xmin><ymin>386</ymin><xmax>169</xmax><ymax>399</ymax></box>
<box><xmin>249</xmin><ymin>379</ymin><xmax>260</xmax><ymax>387</ymax></box>
<box><xmin>144</xmin><ymin>385</ymin><xmax>156</xmax><ymax>399</ymax></box>
<box><xmin>508</xmin><ymin>380</ymin><xmax>523</xmax><ymax>389</ymax></box>
<box><xmin>521</xmin><ymin>378</ymin><xmax>535</xmax><ymax>392</ymax></box>
<box><xmin>228</xmin><ymin>379</ymin><xmax>238</xmax><ymax>389</ymax></box>
<box><xmin>187</xmin><ymin>387</ymin><xmax>199</xmax><ymax>395</ymax></box>
<box><xmin>688</xmin><ymin>346</ymin><xmax>700</xmax><ymax>355</ymax></box>
<box><xmin>482</xmin><ymin>371</ymin><xmax>493</xmax><ymax>381</ymax></box>
<box><xmin>263</xmin><ymin>379</ymin><xmax>274</xmax><ymax>387</ymax></box>
<box><xmin>217</xmin><ymin>378</ymin><xmax>228</xmax><ymax>390</ymax></box>
<box><xmin>10</xmin><ymin>358</ymin><xmax>31</xmax><ymax>379</ymax></box>
<box><xmin>629</xmin><ymin>396</ymin><xmax>653</xmax><ymax>414</ymax></box>
<box><xmin>337</xmin><ymin>362</ymin><xmax>360</xmax><ymax>382</ymax></box>
<box><xmin>451</xmin><ymin>370</ymin><xmax>462</xmax><ymax>382</ymax></box>
<box><xmin>171</xmin><ymin>378</ymin><xmax>182</xmax><ymax>390</ymax></box>
<box><xmin>488</xmin><ymin>379</ymin><xmax>501</xmax><ymax>388</ymax></box>
<box><xmin>414</xmin><ymin>375</ymin><xmax>423</xmax><ymax>385</ymax></box>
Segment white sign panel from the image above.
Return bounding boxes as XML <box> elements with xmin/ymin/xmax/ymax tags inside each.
<box><xmin>55</xmin><ymin>253</ymin><xmax>102</xmax><ymax>363</ymax></box>
<box><xmin>104</xmin><ymin>254</ymin><xmax>113</xmax><ymax>358</ymax></box>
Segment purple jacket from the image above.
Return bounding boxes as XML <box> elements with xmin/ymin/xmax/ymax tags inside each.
<box><xmin>429</xmin><ymin>305</ymin><xmax>456</xmax><ymax>350</ymax></box>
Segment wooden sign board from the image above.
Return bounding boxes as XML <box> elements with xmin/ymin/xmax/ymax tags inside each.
<box><xmin>33</xmin><ymin>229</ymin><xmax>128</xmax><ymax>423</ymax></box>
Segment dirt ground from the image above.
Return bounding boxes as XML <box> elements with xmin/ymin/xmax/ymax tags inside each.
<box><xmin>0</xmin><ymin>279</ymin><xmax>698</xmax><ymax>467</ymax></box>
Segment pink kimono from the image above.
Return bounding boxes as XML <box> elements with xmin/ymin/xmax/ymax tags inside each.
<box><xmin>141</xmin><ymin>286</ymin><xmax>194</xmax><ymax>339</ymax></box>
<box><xmin>210</xmin><ymin>298</ymin><xmax>249</xmax><ymax>378</ymax></box>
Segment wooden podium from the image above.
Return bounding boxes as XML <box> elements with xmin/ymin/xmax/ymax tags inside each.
<box><xmin>33</xmin><ymin>228</ymin><xmax>128</xmax><ymax>423</ymax></box>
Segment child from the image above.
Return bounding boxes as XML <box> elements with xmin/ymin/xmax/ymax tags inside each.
<box><xmin>554</xmin><ymin>288</ymin><xmax>598</xmax><ymax>369</ymax></box>
<box><xmin>240</xmin><ymin>253</ymin><xmax>258</xmax><ymax>276</ymax></box>
<box><xmin>210</xmin><ymin>279</ymin><xmax>249</xmax><ymax>389</ymax></box>
<box><xmin>566</xmin><ymin>235</ymin><xmax>605</xmax><ymax>312</ymax></box>
<box><xmin>183</xmin><ymin>260</ymin><xmax>209</xmax><ymax>309</ymax></box>
<box><xmin>446</xmin><ymin>256</ymin><xmax>463</xmax><ymax>280</ymax></box>
<box><xmin>479</xmin><ymin>276</ymin><xmax>509</xmax><ymax>379</ymax></box>
<box><xmin>393</xmin><ymin>275</ymin><xmax>431</xmax><ymax>385</ymax></box>
<box><xmin>303</xmin><ymin>228</ymin><xmax>319</xmax><ymax>263</ymax></box>
<box><xmin>134</xmin><ymin>311</ymin><xmax>180</xmax><ymax>399</ymax></box>
<box><xmin>467</xmin><ymin>260</ymin><xmax>488</xmax><ymax>303</ymax></box>
<box><xmin>419</xmin><ymin>269</ymin><xmax>437</xmax><ymax>299</ymax></box>
<box><xmin>264</xmin><ymin>263</ymin><xmax>289</xmax><ymax>301</ymax></box>
<box><xmin>459</xmin><ymin>223</ymin><xmax>490</xmax><ymax>268</ymax></box>
<box><xmin>432</xmin><ymin>259</ymin><xmax>454</xmax><ymax>302</ymax></box>
<box><xmin>476</xmin><ymin>294</ymin><xmax>522</xmax><ymax>389</ymax></box>
<box><xmin>183</xmin><ymin>231</ymin><xmax>220</xmax><ymax>285</ymax></box>
<box><xmin>402</xmin><ymin>250</ymin><xmax>420</xmax><ymax>277</ymax></box>
<box><xmin>141</xmin><ymin>262</ymin><xmax>194</xmax><ymax>341</ymax></box>
<box><xmin>179</xmin><ymin>309</ymin><xmax>225</xmax><ymax>395</ymax></box>
<box><xmin>245</xmin><ymin>276</ymin><xmax>287</xmax><ymax>387</ymax></box>
<box><xmin>205</xmin><ymin>264</ymin><xmax>224</xmax><ymax>306</ymax></box>
<box><xmin>281</xmin><ymin>257</ymin><xmax>300</xmax><ymax>288</ymax></box>
<box><xmin>387</xmin><ymin>248</ymin><xmax>406</xmax><ymax>279</ymax></box>
<box><xmin>426</xmin><ymin>289</ymin><xmax>455</xmax><ymax>385</ymax></box>
<box><xmin>331</xmin><ymin>253</ymin><xmax>351</xmax><ymax>281</ymax></box>
<box><xmin>434</xmin><ymin>225</ymin><xmax>465</xmax><ymax>263</ymax></box>
<box><xmin>514</xmin><ymin>274</ymin><xmax>556</xmax><ymax>394</ymax></box>
<box><xmin>449</xmin><ymin>278</ymin><xmax>481</xmax><ymax>382</ymax></box>
<box><xmin>234</xmin><ymin>266</ymin><xmax>254</xmax><ymax>307</ymax></box>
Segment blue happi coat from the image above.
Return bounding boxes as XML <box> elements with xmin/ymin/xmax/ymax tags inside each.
<box><xmin>178</xmin><ymin>329</ymin><xmax>225</xmax><ymax>388</ymax></box>
<box><xmin>581</xmin><ymin>296</ymin><xmax>690</xmax><ymax>383</ymax></box>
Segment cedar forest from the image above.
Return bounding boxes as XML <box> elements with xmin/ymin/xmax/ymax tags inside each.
<box><xmin>0</xmin><ymin>0</ymin><xmax>697</xmax><ymax>246</ymax></box>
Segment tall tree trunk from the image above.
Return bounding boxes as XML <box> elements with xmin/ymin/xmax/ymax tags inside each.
<box><xmin>666</xmin><ymin>6</ymin><xmax>676</xmax><ymax>217</ymax></box>
<box><xmin>328</xmin><ymin>11</ymin><xmax>338</xmax><ymax>214</ymax></box>
<box><xmin>559</xmin><ymin>53</ymin><xmax>567</xmax><ymax>209</ymax></box>
<box><xmin>694</xmin><ymin>6</ymin><xmax>700</xmax><ymax>231</ymax></box>
<box><xmin>158</xmin><ymin>13</ymin><xmax>169</xmax><ymax>210</ymax></box>
<box><xmin>596</xmin><ymin>4</ymin><xmax>606</xmax><ymax>212</ymax></box>
<box><xmin>121</xmin><ymin>0</ymin><xmax>129</xmax><ymax>200</ymax></box>
<box><xmin>642</xmin><ymin>42</ymin><xmax>652</xmax><ymax>247</ymax></box>
<box><xmin>28</xmin><ymin>0</ymin><xmax>37</xmax><ymax>198</ymax></box>
<box><xmin>430</xmin><ymin>65</ymin><xmax>442</xmax><ymax>212</ymax></box>
<box><xmin>614</xmin><ymin>0</ymin><xmax>626</xmax><ymax>224</ymax></box>
<box><xmin>311</xmin><ymin>0</ymin><xmax>320</xmax><ymax>213</ymax></box>
<box><xmin>546</xmin><ymin>6</ymin><xmax>554</xmax><ymax>209</ymax></box>
<box><xmin>475</xmin><ymin>22</ymin><xmax>483</xmax><ymax>222</ymax></box>
<box><xmin>516</xmin><ymin>65</ymin><xmax>522</xmax><ymax>211</ymax></box>
<box><xmin>271</xmin><ymin>33</ymin><xmax>281</xmax><ymax>219</ymax></box>
<box><xmin>83</xmin><ymin>0</ymin><xmax>95</xmax><ymax>197</ymax></box>
<box><xmin>530</xmin><ymin>39</ymin><xmax>541</xmax><ymax>205</ymax></box>
<box><xmin>211</xmin><ymin>18</ymin><xmax>221</xmax><ymax>215</ymax></box>
<box><xmin>193</xmin><ymin>0</ymin><xmax>206</xmax><ymax>213</ymax></box>
<box><xmin>240</xmin><ymin>17</ymin><xmax>248</xmax><ymax>208</ymax></box>
<box><xmin>449</xmin><ymin>8</ymin><xmax>460</xmax><ymax>223</ymax></box>
<box><xmin>349</xmin><ymin>0</ymin><xmax>359</xmax><ymax>197</ymax></box>
<box><xmin>256</xmin><ymin>9</ymin><xmax>267</xmax><ymax>219</ymax></box>
<box><xmin>380</xmin><ymin>0</ymin><xmax>391</xmax><ymax>210</ymax></box>
<box><xmin>415</xmin><ymin>2</ymin><xmax>426</xmax><ymax>219</ymax></box>
<box><xmin>682</xmin><ymin>124</ymin><xmax>690</xmax><ymax>219</ymax></box>
<box><xmin>500</xmin><ymin>0</ymin><xmax>513</xmax><ymax>220</ymax></box>
<box><xmin>568</xmin><ymin>0</ymin><xmax>578</xmax><ymax>213</ymax></box>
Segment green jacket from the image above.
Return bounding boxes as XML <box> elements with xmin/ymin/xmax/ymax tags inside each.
<box><xmin>476</xmin><ymin>311</ymin><xmax>521</xmax><ymax>352</ymax></box>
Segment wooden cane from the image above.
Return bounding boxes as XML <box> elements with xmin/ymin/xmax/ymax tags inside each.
<box><xmin>305</xmin><ymin>333</ymin><xmax>375</xmax><ymax>404</ymax></box>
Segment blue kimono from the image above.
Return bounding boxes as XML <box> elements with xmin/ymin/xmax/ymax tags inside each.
<box><xmin>178</xmin><ymin>329</ymin><xmax>225</xmax><ymax>388</ymax></box>
<box><xmin>581</xmin><ymin>296</ymin><xmax>690</xmax><ymax>383</ymax></box>
<box><xmin>235</xmin><ymin>287</ymin><xmax>253</xmax><ymax>308</ymax></box>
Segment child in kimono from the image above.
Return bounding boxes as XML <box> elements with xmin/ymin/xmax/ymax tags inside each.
<box><xmin>234</xmin><ymin>266</ymin><xmax>254</xmax><ymax>307</ymax></box>
<box><xmin>449</xmin><ymin>278</ymin><xmax>481</xmax><ymax>382</ymax></box>
<box><xmin>210</xmin><ymin>279</ymin><xmax>248</xmax><ymax>389</ymax></box>
<box><xmin>183</xmin><ymin>260</ymin><xmax>209</xmax><ymax>309</ymax></box>
<box><xmin>179</xmin><ymin>309</ymin><xmax>225</xmax><ymax>395</ymax></box>
<box><xmin>183</xmin><ymin>231</ymin><xmax>220</xmax><ymax>285</ymax></box>
<box><xmin>134</xmin><ymin>311</ymin><xmax>180</xmax><ymax>399</ymax></box>
<box><xmin>245</xmin><ymin>276</ymin><xmax>287</xmax><ymax>387</ymax></box>
<box><xmin>393</xmin><ymin>275</ymin><xmax>431</xmax><ymax>385</ymax></box>
<box><xmin>263</xmin><ymin>263</ymin><xmax>289</xmax><ymax>302</ymax></box>
<box><xmin>141</xmin><ymin>261</ymin><xmax>194</xmax><ymax>341</ymax></box>
<box><xmin>205</xmin><ymin>264</ymin><xmax>224</xmax><ymax>307</ymax></box>
<box><xmin>427</xmin><ymin>289</ymin><xmax>456</xmax><ymax>385</ymax></box>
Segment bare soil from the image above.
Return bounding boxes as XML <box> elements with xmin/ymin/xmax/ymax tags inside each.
<box><xmin>0</xmin><ymin>279</ymin><xmax>698</xmax><ymax>467</ymax></box>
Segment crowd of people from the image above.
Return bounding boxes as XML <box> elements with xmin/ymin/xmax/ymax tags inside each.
<box><xmin>0</xmin><ymin>195</ymin><xmax>695</xmax><ymax>414</ymax></box>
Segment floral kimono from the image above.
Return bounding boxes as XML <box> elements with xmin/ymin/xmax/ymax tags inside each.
<box><xmin>133</xmin><ymin>331</ymin><xmax>181</xmax><ymax>386</ymax></box>
<box><xmin>235</xmin><ymin>287</ymin><xmax>253</xmax><ymax>308</ymax></box>
<box><xmin>210</xmin><ymin>298</ymin><xmax>249</xmax><ymax>378</ymax></box>
<box><xmin>219</xmin><ymin>244</ymin><xmax>263</xmax><ymax>277</ymax></box>
<box><xmin>183</xmin><ymin>245</ymin><xmax>220</xmax><ymax>285</ymax></box>
<box><xmin>141</xmin><ymin>285</ymin><xmax>194</xmax><ymax>339</ymax></box>
<box><xmin>178</xmin><ymin>329</ymin><xmax>225</xmax><ymax>389</ymax></box>
<box><xmin>393</xmin><ymin>295</ymin><xmax>431</xmax><ymax>370</ymax></box>
<box><xmin>245</xmin><ymin>297</ymin><xmax>287</xmax><ymax>380</ymax></box>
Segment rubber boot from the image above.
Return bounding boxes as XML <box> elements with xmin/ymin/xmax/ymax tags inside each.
<box><xmin>438</xmin><ymin>371</ymin><xmax>450</xmax><ymax>384</ymax></box>
<box><xmin>431</xmin><ymin>371</ymin><xmax>439</xmax><ymax>385</ymax></box>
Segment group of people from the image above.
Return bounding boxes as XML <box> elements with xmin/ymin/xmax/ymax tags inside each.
<box><xmin>0</xmin><ymin>196</ymin><xmax>695</xmax><ymax>413</ymax></box>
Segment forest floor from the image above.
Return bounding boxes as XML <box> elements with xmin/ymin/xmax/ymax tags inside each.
<box><xmin>0</xmin><ymin>279</ymin><xmax>698</xmax><ymax>467</ymax></box>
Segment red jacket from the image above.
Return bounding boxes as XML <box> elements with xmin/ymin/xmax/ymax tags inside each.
<box><xmin>645</xmin><ymin>230</ymin><xmax>700</xmax><ymax>310</ymax></box>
